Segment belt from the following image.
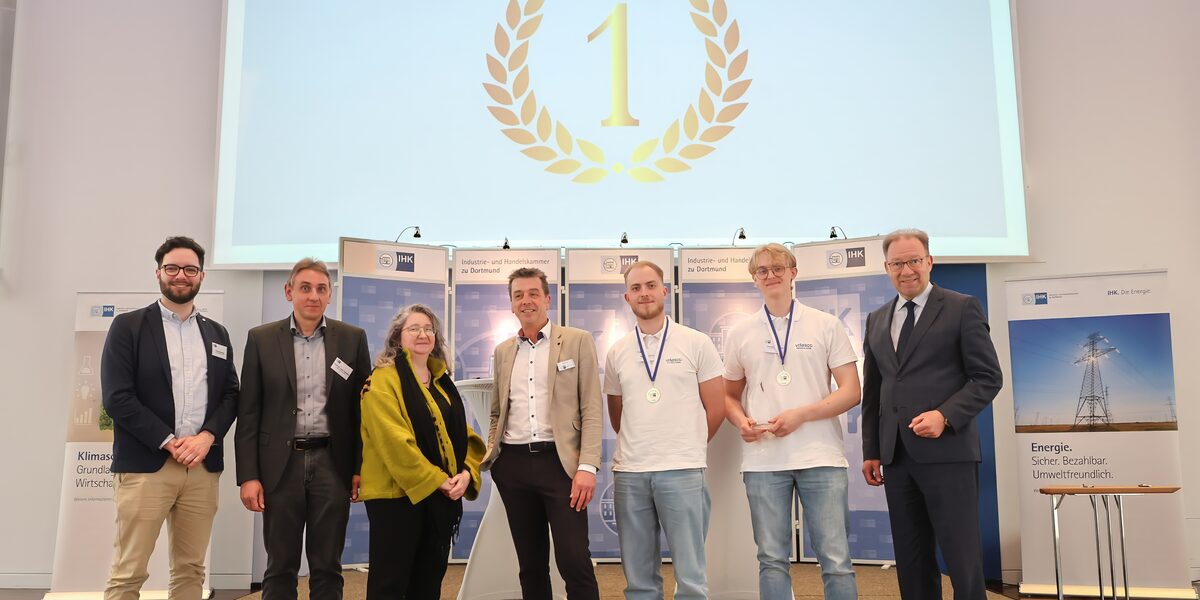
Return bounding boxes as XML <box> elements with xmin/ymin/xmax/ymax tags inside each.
<box><xmin>502</xmin><ymin>441</ymin><xmax>556</xmax><ymax>453</ymax></box>
<box><xmin>291</xmin><ymin>437</ymin><xmax>330</xmax><ymax>450</ymax></box>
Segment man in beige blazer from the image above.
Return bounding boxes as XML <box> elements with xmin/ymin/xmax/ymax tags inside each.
<box><xmin>481</xmin><ymin>267</ymin><xmax>602</xmax><ymax>600</ymax></box>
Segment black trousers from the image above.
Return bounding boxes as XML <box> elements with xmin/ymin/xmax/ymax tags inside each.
<box><xmin>883</xmin><ymin>438</ymin><xmax>987</xmax><ymax>600</ymax></box>
<box><xmin>364</xmin><ymin>497</ymin><xmax>451</xmax><ymax>600</ymax></box>
<box><xmin>490</xmin><ymin>444</ymin><xmax>599</xmax><ymax>600</ymax></box>
<box><xmin>261</xmin><ymin>447</ymin><xmax>351</xmax><ymax>600</ymax></box>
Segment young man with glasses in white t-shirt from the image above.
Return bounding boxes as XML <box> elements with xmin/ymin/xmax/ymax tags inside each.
<box><xmin>723</xmin><ymin>243</ymin><xmax>861</xmax><ymax>600</ymax></box>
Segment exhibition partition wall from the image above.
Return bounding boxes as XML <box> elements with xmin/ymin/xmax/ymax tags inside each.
<box><xmin>790</xmin><ymin>238</ymin><xmax>896</xmax><ymax>562</ymax></box>
<box><xmin>449</xmin><ymin>248</ymin><xmax>561</xmax><ymax>559</ymax></box>
<box><xmin>564</xmin><ymin>247</ymin><xmax>674</xmax><ymax>559</ymax></box>
<box><xmin>315</xmin><ymin>237</ymin><xmax>1010</xmax><ymax>578</ymax></box>
<box><xmin>336</xmin><ymin>238</ymin><xmax>449</xmax><ymax>565</ymax></box>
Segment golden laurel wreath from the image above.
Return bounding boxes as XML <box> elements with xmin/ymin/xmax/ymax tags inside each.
<box><xmin>483</xmin><ymin>0</ymin><xmax>751</xmax><ymax>183</ymax></box>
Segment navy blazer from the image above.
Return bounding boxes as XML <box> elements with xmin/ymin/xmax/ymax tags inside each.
<box><xmin>861</xmin><ymin>285</ymin><xmax>1002</xmax><ymax>465</ymax></box>
<box><xmin>101</xmin><ymin>302</ymin><xmax>240</xmax><ymax>473</ymax></box>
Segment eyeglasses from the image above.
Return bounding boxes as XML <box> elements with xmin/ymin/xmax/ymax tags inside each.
<box><xmin>160</xmin><ymin>264</ymin><xmax>202</xmax><ymax>277</ymax></box>
<box><xmin>752</xmin><ymin>266</ymin><xmax>791</xmax><ymax>280</ymax></box>
<box><xmin>885</xmin><ymin>257</ymin><xmax>928</xmax><ymax>272</ymax></box>
<box><xmin>402</xmin><ymin>326</ymin><xmax>435</xmax><ymax>336</ymax></box>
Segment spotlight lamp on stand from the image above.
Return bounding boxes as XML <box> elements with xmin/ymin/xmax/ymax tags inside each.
<box><xmin>620</xmin><ymin>232</ymin><xmax>629</xmax><ymax>246</ymax></box>
<box><xmin>731</xmin><ymin>227</ymin><xmax>747</xmax><ymax>246</ymax></box>
<box><xmin>828</xmin><ymin>226</ymin><xmax>847</xmax><ymax>240</ymax></box>
<box><xmin>502</xmin><ymin>237</ymin><xmax>511</xmax><ymax>250</ymax></box>
<box><xmin>394</xmin><ymin>226</ymin><xmax>422</xmax><ymax>242</ymax></box>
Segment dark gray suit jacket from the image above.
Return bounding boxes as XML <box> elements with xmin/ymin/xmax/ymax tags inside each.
<box><xmin>235</xmin><ymin>316</ymin><xmax>372</xmax><ymax>492</ymax></box>
<box><xmin>861</xmin><ymin>285</ymin><xmax>1002</xmax><ymax>465</ymax></box>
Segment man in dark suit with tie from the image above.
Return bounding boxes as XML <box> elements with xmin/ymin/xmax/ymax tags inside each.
<box><xmin>235</xmin><ymin>258</ymin><xmax>372</xmax><ymax>600</ymax></box>
<box><xmin>102</xmin><ymin>236</ymin><xmax>240</xmax><ymax>600</ymax></box>
<box><xmin>861</xmin><ymin>229</ymin><xmax>1003</xmax><ymax>600</ymax></box>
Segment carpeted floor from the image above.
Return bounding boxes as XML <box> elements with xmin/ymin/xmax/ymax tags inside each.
<box><xmin>236</xmin><ymin>563</ymin><xmax>1009</xmax><ymax>599</ymax></box>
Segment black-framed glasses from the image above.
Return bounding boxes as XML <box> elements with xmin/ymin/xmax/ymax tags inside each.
<box><xmin>160</xmin><ymin>264</ymin><xmax>202</xmax><ymax>277</ymax></box>
<box><xmin>752</xmin><ymin>266</ymin><xmax>790</xmax><ymax>280</ymax></box>
<box><xmin>884</xmin><ymin>257</ymin><xmax>928</xmax><ymax>272</ymax></box>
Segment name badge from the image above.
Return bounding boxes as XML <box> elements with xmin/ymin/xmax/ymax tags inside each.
<box><xmin>211</xmin><ymin>343</ymin><xmax>227</xmax><ymax>360</ymax></box>
<box><xmin>763</xmin><ymin>341</ymin><xmax>777</xmax><ymax>354</ymax></box>
<box><xmin>556</xmin><ymin>359</ymin><xmax>576</xmax><ymax>372</ymax></box>
<box><xmin>331</xmin><ymin>357</ymin><xmax>353</xmax><ymax>380</ymax></box>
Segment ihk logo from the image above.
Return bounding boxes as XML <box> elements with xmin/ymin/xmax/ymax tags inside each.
<box><xmin>103</xmin><ymin>305</ymin><xmax>116</xmax><ymax>317</ymax></box>
<box><xmin>845</xmin><ymin>247</ymin><xmax>866</xmax><ymax>268</ymax></box>
<box><xmin>1034</xmin><ymin>292</ymin><xmax>1048</xmax><ymax>305</ymax></box>
<box><xmin>377</xmin><ymin>252</ymin><xmax>394</xmax><ymax>269</ymax></box>
<box><xmin>620</xmin><ymin>255</ymin><xmax>639</xmax><ymax>268</ymax></box>
<box><xmin>601</xmin><ymin>256</ymin><xmax>618</xmax><ymax>273</ymax></box>
<box><xmin>395</xmin><ymin>252</ymin><xmax>416</xmax><ymax>272</ymax></box>
<box><xmin>1021</xmin><ymin>294</ymin><xmax>1034</xmax><ymax>305</ymax></box>
<box><xmin>825</xmin><ymin>250</ymin><xmax>844</xmax><ymax>268</ymax></box>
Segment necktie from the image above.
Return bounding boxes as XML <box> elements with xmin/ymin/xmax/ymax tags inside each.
<box><xmin>896</xmin><ymin>300</ymin><xmax>916</xmax><ymax>357</ymax></box>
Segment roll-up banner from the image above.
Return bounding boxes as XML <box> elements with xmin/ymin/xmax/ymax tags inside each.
<box><xmin>563</xmin><ymin>248</ymin><xmax>673</xmax><ymax>559</ymax></box>
<box><xmin>791</xmin><ymin>237</ymin><xmax>896</xmax><ymax>562</ymax></box>
<box><xmin>450</xmin><ymin>248</ymin><xmax>560</xmax><ymax>558</ymax></box>
<box><xmin>337</xmin><ymin>238</ymin><xmax>450</xmax><ymax>564</ymax></box>
<box><xmin>47</xmin><ymin>292</ymin><xmax>222</xmax><ymax>599</ymax></box>
<box><xmin>1006</xmin><ymin>271</ymin><xmax>1190</xmax><ymax>598</ymax></box>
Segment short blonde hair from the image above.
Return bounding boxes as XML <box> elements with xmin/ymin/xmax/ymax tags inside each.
<box><xmin>622</xmin><ymin>260</ymin><xmax>664</xmax><ymax>283</ymax></box>
<box><xmin>748</xmin><ymin>243</ymin><xmax>796</xmax><ymax>275</ymax></box>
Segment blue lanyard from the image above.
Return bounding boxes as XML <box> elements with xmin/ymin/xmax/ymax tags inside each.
<box><xmin>635</xmin><ymin>319</ymin><xmax>669</xmax><ymax>384</ymax></box>
<box><xmin>765</xmin><ymin>302</ymin><xmax>794</xmax><ymax>366</ymax></box>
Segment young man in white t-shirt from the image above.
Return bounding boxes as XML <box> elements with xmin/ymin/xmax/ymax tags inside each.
<box><xmin>604</xmin><ymin>260</ymin><xmax>725</xmax><ymax>600</ymax></box>
<box><xmin>723</xmin><ymin>243</ymin><xmax>862</xmax><ymax>600</ymax></box>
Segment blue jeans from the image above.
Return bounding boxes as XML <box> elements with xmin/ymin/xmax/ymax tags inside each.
<box><xmin>743</xmin><ymin>467</ymin><xmax>856</xmax><ymax>600</ymax></box>
<box><xmin>614</xmin><ymin>469</ymin><xmax>711</xmax><ymax>600</ymax></box>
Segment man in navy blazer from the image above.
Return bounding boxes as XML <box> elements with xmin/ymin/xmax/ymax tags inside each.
<box><xmin>101</xmin><ymin>236</ymin><xmax>239</xmax><ymax>600</ymax></box>
<box><xmin>861</xmin><ymin>229</ymin><xmax>1002</xmax><ymax>600</ymax></box>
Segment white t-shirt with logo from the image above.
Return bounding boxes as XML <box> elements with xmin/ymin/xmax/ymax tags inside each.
<box><xmin>604</xmin><ymin>319</ymin><xmax>724</xmax><ymax>472</ymax></box>
<box><xmin>723</xmin><ymin>302</ymin><xmax>859</xmax><ymax>472</ymax></box>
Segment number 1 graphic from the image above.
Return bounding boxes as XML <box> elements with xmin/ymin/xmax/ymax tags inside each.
<box><xmin>588</xmin><ymin>3</ymin><xmax>640</xmax><ymax>127</ymax></box>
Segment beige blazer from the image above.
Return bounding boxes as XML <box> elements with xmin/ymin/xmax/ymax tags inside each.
<box><xmin>481</xmin><ymin>323</ymin><xmax>603</xmax><ymax>477</ymax></box>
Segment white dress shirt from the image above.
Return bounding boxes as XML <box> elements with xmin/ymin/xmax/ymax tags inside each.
<box><xmin>158</xmin><ymin>301</ymin><xmax>208</xmax><ymax>447</ymax></box>
<box><xmin>504</xmin><ymin>320</ymin><xmax>555</xmax><ymax>444</ymax></box>
<box><xmin>890</xmin><ymin>283</ymin><xmax>934</xmax><ymax>350</ymax></box>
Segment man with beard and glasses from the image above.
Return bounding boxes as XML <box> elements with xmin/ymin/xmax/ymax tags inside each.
<box><xmin>603</xmin><ymin>260</ymin><xmax>724</xmax><ymax>600</ymax></box>
<box><xmin>101</xmin><ymin>236</ymin><xmax>240</xmax><ymax>600</ymax></box>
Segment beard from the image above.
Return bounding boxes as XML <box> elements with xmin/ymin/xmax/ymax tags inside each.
<box><xmin>159</xmin><ymin>278</ymin><xmax>201</xmax><ymax>304</ymax></box>
<box><xmin>633</xmin><ymin>301</ymin><xmax>664</xmax><ymax>321</ymax></box>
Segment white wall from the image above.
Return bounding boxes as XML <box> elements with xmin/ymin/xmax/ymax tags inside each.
<box><xmin>0</xmin><ymin>0</ymin><xmax>1197</xmax><ymax>589</ymax></box>
<box><xmin>993</xmin><ymin>0</ymin><xmax>1200</xmax><ymax>583</ymax></box>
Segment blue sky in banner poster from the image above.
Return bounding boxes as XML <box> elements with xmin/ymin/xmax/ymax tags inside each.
<box><xmin>1008</xmin><ymin>313</ymin><xmax>1177</xmax><ymax>426</ymax></box>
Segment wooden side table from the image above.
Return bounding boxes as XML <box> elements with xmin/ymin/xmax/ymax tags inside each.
<box><xmin>1038</xmin><ymin>486</ymin><xmax>1180</xmax><ymax>600</ymax></box>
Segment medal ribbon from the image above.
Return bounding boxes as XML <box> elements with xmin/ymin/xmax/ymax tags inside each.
<box><xmin>636</xmin><ymin>319</ymin><xmax>669</xmax><ymax>386</ymax></box>
<box><xmin>765</xmin><ymin>301</ymin><xmax>794</xmax><ymax>367</ymax></box>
